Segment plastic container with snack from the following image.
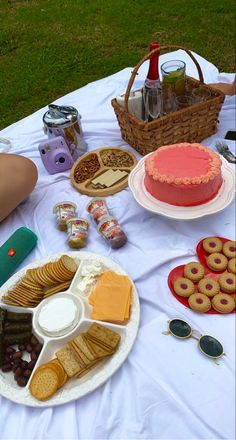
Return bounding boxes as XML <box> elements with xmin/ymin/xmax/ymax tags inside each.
<box><xmin>97</xmin><ymin>215</ymin><xmax>127</xmax><ymax>249</ymax></box>
<box><xmin>66</xmin><ymin>217</ymin><xmax>89</xmax><ymax>249</ymax></box>
<box><xmin>87</xmin><ymin>198</ymin><xmax>110</xmax><ymax>225</ymax></box>
<box><xmin>53</xmin><ymin>202</ymin><xmax>77</xmax><ymax>231</ymax></box>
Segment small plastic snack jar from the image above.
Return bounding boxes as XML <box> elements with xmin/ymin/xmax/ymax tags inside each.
<box><xmin>53</xmin><ymin>201</ymin><xmax>77</xmax><ymax>231</ymax></box>
<box><xmin>87</xmin><ymin>198</ymin><xmax>110</xmax><ymax>225</ymax></box>
<box><xmin>97</xmin><ymin>215</ymin><xmax>127</xmax><ymax>249</ymax></box>
<box><xmin>67</xmin><ymin>217</ymin><xmax>89</xmax><ymax>248</ymax></box>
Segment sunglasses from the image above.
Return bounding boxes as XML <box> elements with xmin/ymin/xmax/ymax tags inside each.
<box><xmin>163</xmin><ymin>319</ymin><xmax>225</xmax><ymax>361</ymax></box>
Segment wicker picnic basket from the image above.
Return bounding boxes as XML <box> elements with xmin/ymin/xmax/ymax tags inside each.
<box><xmin>111</xmin><ymin>45</ymin><xmax>225</xmax><ymax>156</ymax></box>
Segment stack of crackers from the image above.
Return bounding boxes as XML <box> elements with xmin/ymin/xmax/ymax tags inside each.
<box><xmin>56</xmin><ymin>323</ymin><xmax>121</xmax><ymax>380</ymax></box>
<box><xmin>2</xmin><ymin>255</ymin><xmax>78</xmax><ymax>308</ymax></box>
<box><xmin>29</xmin><ymin>358</ymin><xmax>68</xmax><ymax>401</ymax></box>
<box><xmin>88</xmin><ymin>271</ymin><xmax>132</xmax><ymax>324</ymax></box>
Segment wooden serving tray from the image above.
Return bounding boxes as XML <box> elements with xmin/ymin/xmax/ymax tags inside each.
<box><xmin>70</xmin><ymin>147</ymin><xmax>137</xmax><ymax>196</ymax></box>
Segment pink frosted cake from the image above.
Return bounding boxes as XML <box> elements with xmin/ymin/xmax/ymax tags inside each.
<box><xmin>144</xmin><ymin>143</ymin><xmax>223</xmax><ymax>206</ymax></box>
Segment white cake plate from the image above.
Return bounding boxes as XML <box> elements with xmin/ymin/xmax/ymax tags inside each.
<box><xmin>128</xmin><ymin>154</ymin><xmax>235</xmax><ymax>221</ymax></box>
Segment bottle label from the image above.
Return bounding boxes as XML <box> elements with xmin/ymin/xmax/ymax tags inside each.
<box><xmin>98</xmin><ymin>218</ymin><xmax>121</xmax><ymax>240</ymax></box>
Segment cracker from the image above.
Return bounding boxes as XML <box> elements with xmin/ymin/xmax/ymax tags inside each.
<box><xmin>83</xmin><ymin>335</ymin><xmax>111</xmax><ymax>359</ymax></box>
<box><xmin>86</xmin><ymin>323</ymin><xmax>121</xmax><ymax>350</ymax></box>
<box><xmin>49</xmin><ymin>359</ymin><xmax>68</xmax><ymax>387</ymax></box>
<box><xmin>25</xmin><ymin>269</ymin><xmax>42</xmax><ymax>287</ymax></box>
<box><xmin>69</xmin><ymin>341</ymin><xmax>91</xmax><ymax>366</ymax></box>
<box><xmin>49</xmin><ymin>264</ymin><xmax>69</xmax><ymax>283</ymax></box>
<box><xmin>56</xmin><ymin>345</ymin><xmax>84</xmax><ymax>377</ymax></box>
<box><xmin>43</xmin><ymin>280</ymin><xmax>71</xmax><ymax>298</ymax></box>
<box><xmin>73</xmin><ymin>334</ymin><xmax>96</xmax><ymax>361</ymax></box>
<box><xmin>75</xmin><ymin>361</ymin><xmax>99</xmax><ymax>379</ymax></box>
<box><xmin>38</xmin><ymin>360</ymin><xmax>66</xmax><ymax>388</ymax></box>
<box><xmin>44</xmin><ymin>263</ymin><xmax>61</xmax><ymax>284</ymax></box>
<box><xmin>2</xmin><ymin>297</ymin><xmax>19</xmax><ymax>306</ymax></box>
<box><xmin>59</xmin><ymin>255</ymin><xmax>78</xmax><ymax>274</ymax></box>
<box><xmin>29</xmin><ymin>367</ymin><xmax>59</xmax><ymax>401</ymax></box>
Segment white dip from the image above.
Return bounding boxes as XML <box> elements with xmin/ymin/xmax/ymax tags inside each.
<box><xmin>38</xmin><ymin>297</ymin><xmax>78</xmax><ymax>337</ymax></box>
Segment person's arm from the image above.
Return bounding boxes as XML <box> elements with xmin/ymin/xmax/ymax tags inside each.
<box><xmin>208</xmin><ymin>76</ymin><xmax>236</xmax><ymax>96</ymax></box>
<box><xmin>0</xmin><ymin>154</ymin><xmax>38</xmax><ymax>222</ymax></box>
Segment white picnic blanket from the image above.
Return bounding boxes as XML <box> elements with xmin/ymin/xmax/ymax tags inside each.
<box><xmin>0</xmin><ymin>50</ymin><xmax>235</xmax><ymax>440</ymax></box>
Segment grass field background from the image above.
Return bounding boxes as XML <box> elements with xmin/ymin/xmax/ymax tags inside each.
<box><xmin>0</xmin><ymin>0</ymin><xmax>235</xmax><ymax>129</ymax></box>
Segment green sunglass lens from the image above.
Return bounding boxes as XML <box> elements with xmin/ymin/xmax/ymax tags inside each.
<box><xmin>169</xmin><ymin>319</ymin><xmax>191</xmax><ymax>338</ymax></box>
<box><xmin>199</xmin><ymin>335</ymin><xmax>224</xmax><ymax>358</ymax></box>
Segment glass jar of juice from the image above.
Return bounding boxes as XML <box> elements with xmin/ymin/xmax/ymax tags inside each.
<box><xmin>161</xmin><ymin>60</ymin><xmax>186</xmax><ymax>97</ymax></box>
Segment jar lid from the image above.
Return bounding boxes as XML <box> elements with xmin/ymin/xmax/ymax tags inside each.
<box><xmin>86</xmin><ymin>197</ymin><xmax>108</xmax><ymax>213</ymax></box>
<box><xmin>43</xmin><ymin>104</ymin><xmax>81</xmax><ymax>128</ymax></box>
<box><xmin>66</xmin><ymin>217</ymin><xmax>90</xmax><ymax>227</ymax></box>
<box><xmin>53</xmin><ymin>201</ymin><xmax>77</xmax><ymax>214</ymax></box>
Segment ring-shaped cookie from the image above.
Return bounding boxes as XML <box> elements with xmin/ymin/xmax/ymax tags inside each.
<box><xmin>206</xmin><ymin>253</ymin><xmax>228</xmax><ymax>272</ymax></box>
<box><xmin>218</xmin><ymin>273</ymin><xmax>236</xmax><ymax>293</ymax></box>
<box><xmin>223</xmin><ymin>241</ymin><xmax>236</xmax><ymax>259</ymax></box>
<box><xmin>202</xmin><ymin>237</ymin><xmax>223</xmax><ymax>254</ymax></box>
<box><xmin>188</xmin><ymin>293</ymin><xmax>211</xmax><ymax>313</ymax></box>
<box><xmin>211</xmin><ymin>293</ymin><xmax>235</xmax><ymax>313</ymax></box>
<box><xmin>198</xmin><ymin>277</ymin><xmax>220</xmax><ymax>297</ymax></box>
<box><xmin>173</xmin><ymin>277</ymin><xmax>195</xmax><ymax>297</ymax></box>
<box><xmin>184</xmin><ymin>262</ymin><xmax>205</xmax><ymax>282</ymax></box>
<box><xmin>228</xmin><ymin>258</ymin><xmax>236</xmax><ymax>274</ymax></box>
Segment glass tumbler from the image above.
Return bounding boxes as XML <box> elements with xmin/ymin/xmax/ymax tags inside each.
<box><xmin>192</xmin><ymin>87</ymin><xmax>211</xmax><ymax>103</ymax></box>
<box><xmin>162</xmin><ymin>88</ymin><xmax>177</xmax><ymax>115</ymax></box>
<box><xmin>175</xmin><ymin>95</ymin><xmax>193</xmax><ymax>109</ymax></box>
<box><xmin>143</xmin><ymin>87</ymin><xmax>162</xmax><ymax>121</ymax></box>
<box><xmin>161</xmin><ymin>60</ymin><xmax>186</xmax><ymax>97</ymax></box>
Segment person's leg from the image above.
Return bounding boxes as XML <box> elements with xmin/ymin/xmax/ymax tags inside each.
<box><xmin>0</xmin><ymin>154</ymin><xmax>38</xmax><ymax>222</ymax></box>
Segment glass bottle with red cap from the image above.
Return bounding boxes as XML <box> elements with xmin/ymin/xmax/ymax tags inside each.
<box><xmin>142</xmin><ymin>42</ymin><xmax>162</xmax><ymax>121</ymax></box>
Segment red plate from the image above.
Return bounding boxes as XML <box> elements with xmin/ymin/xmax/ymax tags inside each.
<box><xmin>168</xmin><ymin>264</ymin><xmax>236</xmax><ymax>314</ymax></box>
<box><xmin>196</xmin><ymin>236</ymin><xmax>231</xmax><ymax>274</ymax></box>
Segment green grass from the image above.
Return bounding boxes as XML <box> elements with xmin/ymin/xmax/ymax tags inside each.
<box><xmin>0</xmin><ymin>0</ymin><xmax>235</xmax><ymax>129</ymax></box>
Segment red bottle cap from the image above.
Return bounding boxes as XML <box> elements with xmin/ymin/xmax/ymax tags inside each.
<box><xmin>147</xmin><ymin>42</ymin><xmax>160</xmax><ymax>81</ymax></box>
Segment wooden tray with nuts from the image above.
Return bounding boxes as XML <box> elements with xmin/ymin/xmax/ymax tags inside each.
<box><xmin>70</xmin><ymin>147</ymin><xmax>137</xmax><ymax>196</ymax></box>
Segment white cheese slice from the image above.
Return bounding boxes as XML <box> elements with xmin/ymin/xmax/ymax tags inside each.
<box><xmin>38</xmin><ymin>297</ymin><xmax>78</xmax><ymax>337</ymax></box>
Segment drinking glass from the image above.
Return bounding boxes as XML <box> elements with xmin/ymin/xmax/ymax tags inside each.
<box><xmin>143</xmin><ymin>87</ymin><xmax>162</xmax><ymax>121</ymax></box>
<box><xmin>175</xmin><ymin>95</ymin><xmax>193</xmax><ymax>110</ymax></box>
<box><xmin>161</xmin><ymin>60</ymin><xmax>186</xmax><ymax>97</ymax></box>
<box><xmin>162</xmin><ymin>88</ymin><xmax>177</xmax><ymax>114</ymax></box>
<box><xmin>192</xmin><ymin>87</ymin><xmax>211</xmax><ymax>103</ymax></box>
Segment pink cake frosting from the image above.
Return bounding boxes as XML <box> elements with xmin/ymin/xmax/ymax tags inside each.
<box><xmin>144</xmin><ymin>143</ymin><xmax>223</xmax><ymax>206</ymax></box>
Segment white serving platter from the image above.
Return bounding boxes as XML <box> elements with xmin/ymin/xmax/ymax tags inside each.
<box><xmin>128</xmin><ymin>155</ymin><xmax>235</xmax><ymax>221</ymax></box>
<box><xmin>0</xmin><ymin>252</ymin><xmax>140</xmax><ymax>407</ymax></box>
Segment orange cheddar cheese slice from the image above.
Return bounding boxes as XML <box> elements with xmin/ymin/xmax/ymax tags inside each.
<box><xmin>89</xmin><ymin>271</ymin><xmax>132</xmax><ymax>323</ymax></box>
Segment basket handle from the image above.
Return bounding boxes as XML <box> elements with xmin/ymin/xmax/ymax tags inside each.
<box><xmin>124</xmin><ymin>45</ymin><xmax>204</xmax><ymax>112</ymax></box>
